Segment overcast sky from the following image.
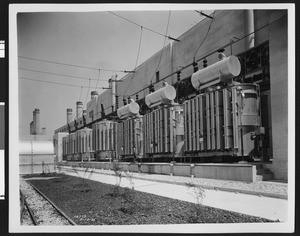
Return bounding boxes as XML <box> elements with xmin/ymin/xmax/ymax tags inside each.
<box><xmin>17</xmin><ymin>5</ymin><xmax>213</xmax><ymax>140</ymax></box>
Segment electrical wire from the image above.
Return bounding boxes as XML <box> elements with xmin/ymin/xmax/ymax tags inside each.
<box><xmin>129</xmin><ymin>21</ymin><xmax>271</xmax><ymax>97</ymax></box>
<box><xmin>84</xmin><ymin>79</ymin><xmax>91</xmax><ymax>109</ymax></box>
<box><xmin>108</xmin><ymin>11</ymin><xmax>179</xmax><ymax>42</ymax></box>
<box><xmin>193</xmin><ymin>11</ymin><xmax>216</xmax><ymax>60</ymax></box>
<box><xmin>19</xmin><ymin>76</ymin><xmax>93</xmax><ymax>88</ymax></box>
<box><xmin>18</xmin><ymin>56</ymin><xmax>134</xmax><ymax>73</ymax></box>
<box><xmin>94</xmin><ymin>69</ymin><xmax>101</xmax><ymax>91</ymax></box>
<box><xmin>123</xmin><ymin>26</ymin><xmax>143</xmax><ymax>98</ymax></box>
<box><xmin>78</xmin><ymin>86</ymin><xmax>83</xmax><ymax>101</ymax></box>
<box><xmin>149</xmin><ymin>11</ymin><xmax>171</xmax><ymax>86</ymax></box>
<box><xmin>18</xmin><ymin>67</ymin><xmax>106</xmax><ymax>81</ymax></box>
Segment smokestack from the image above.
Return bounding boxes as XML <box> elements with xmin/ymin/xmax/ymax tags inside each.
<box><xmin>41</xmin><ymin>127</ymin><xmax>46</xmax><ymax>135</ymax></box>
<box><xmin>76</xmin><ymin>101</ymin><xmax>83</xmax><ymax>120</ymax></box>
<box><xmin>30</xmin><ymin>121</ymin><xmax>34</xmax><ymax>135</ymax></box>
<box><xmin>91</xmin><ymin>91</ymin><xmax>98</xmax><ymax>100</ymax></box>
<box><xmin>244</xmin><ymin>10</ymin><xmax>255</xmax><ymax>50</ymax></box>
<box><xmin>33</xmin><ymin>108</ymin><xmax>40</xmax><ymax>135</ymax></box>
<box><xmin>67</xmin><ymin>108</ymin><xmax>73</xmax><ymax>124</ymax></box>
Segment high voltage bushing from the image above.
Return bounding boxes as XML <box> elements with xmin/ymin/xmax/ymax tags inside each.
<box><xmin>115</xmin><ymin>95</ymin><xmax>119</xmax><ymax>109</ymax></box>
<box><xmin>193</xmin><ymin>60</ymin><xmax>198</xmax><ymax>72</ymax></box>
<box><xmin>203</xmin><ymin>58</ymin><xmax>208</xmax><ymax>68</ymax></box>
<box><xmin>177</xmin><ymin>71</ymin><xmax>181</xmax><ymax>82</ymax></box>
<box><xmin>149</xmin><ymin>84</ymin><xmax>155</xmax><ymax>93</ymax></box>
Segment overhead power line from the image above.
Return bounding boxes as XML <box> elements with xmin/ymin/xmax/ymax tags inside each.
<box><xmin>195</xmin><ymin>10</ymin><xmax>214</xmax><ymax>19</ymax></box>
<box><xmin>19</xmin><ymin>76</ymin><xmax>109</xmax><ymax>89</ymax></box>
<box><xmin>129</xmin><ymin>21</ymin><xmax>271</xmax><ymax>97</ymax></box>
<box><xmin>108</xmin><ymin>11</ymin><xmax>180</xmax><ymax>42</ymax></box>
<box><xmin>18</xmin><ymin>56</ymin><xmax>135</xmax><ymax>73</ymax></box>
<box><xmin>193</xmin><ymin>11</ymin><xmax>216</xmax><ymax>60</ymax></box>
<box><xmin>149</xmin><ymin>10</ymin><xmax>171</xmax><ymax>86</ymax></box>
<box><xmin>18</xmin><ymin>67</ymin><xmax>107</xmax><ymax>81</ymax></box>
<box><xmin>123</xmin><ymin>26</ymin><xmax>144</xmax><ymax>97</ymax></box>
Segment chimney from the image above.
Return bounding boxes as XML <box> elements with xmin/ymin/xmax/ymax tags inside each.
<box><xmin>30</xmin><ymin>121</ymin><xmax>34</xmax><ymax>135</ymax></box>
<box><xmin>76</xmin><ymin>101</ymin><xmax>83</xmax><ymax>120</ymax></box>
<box><xmin>67</xmin><ymin>108</ymin><xmax>73</xmax><ymax>124</ymax></box>
<box><xmin>41</xmin><ymin>127</ymin><xmax>46</xmax><ymax>135</ymax></box>
<box><xmin>33</xmin><ymin>108</ymin><xmax>40</xmax><ymax>135</ymax></box>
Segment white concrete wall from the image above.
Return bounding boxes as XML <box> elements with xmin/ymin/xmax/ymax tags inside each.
<box><xmin>268</xmin><ymin>11</ymin><xmax>288</xmax><ymax>180</ymax></box>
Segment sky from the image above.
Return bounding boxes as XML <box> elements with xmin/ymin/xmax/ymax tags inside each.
<box><xmin>16</xmin><ymin>5</ymin><xmax>213</xmax><ymax>140</ymax></box>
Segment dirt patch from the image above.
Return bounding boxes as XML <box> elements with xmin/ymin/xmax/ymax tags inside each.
<box><xmin>27</xmin><ymin>174</ymin><xmax>277</xmax><ymax>225</ymax></box>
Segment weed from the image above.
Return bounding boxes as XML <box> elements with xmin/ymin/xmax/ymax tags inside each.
<box><xmin>185</xmin><ymin>181</ymin><xmax>206</xmax><ymax>223</ymax></box>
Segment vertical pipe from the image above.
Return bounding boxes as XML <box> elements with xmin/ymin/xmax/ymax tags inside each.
<box><xmin>110</xmin><ymin>74</ymin><xmax>117</xmax><ymax>113</ymax></box>
<box><xmin>244</xmin><ymin>10</ymin><xmax>255</xmax><ymax>50</ymax></box>
<box><xmin>170</xmin><ymin>42</ymin><xmax>174</xmax><ymax>84</ymax></box>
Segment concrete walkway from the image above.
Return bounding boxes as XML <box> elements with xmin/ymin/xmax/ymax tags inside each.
<box><xmin>59</xmin><ymin>166</ymin><xmax>288</xmax><ymax>222</ymax></box>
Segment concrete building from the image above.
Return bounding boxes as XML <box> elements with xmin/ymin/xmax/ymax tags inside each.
<box><xmin>55</xmin><ymin>10</ymin><xmax>289</xmax><ymax>180</ymax></box>
<box><xmin>53</xmin><ymin>132</ymin><xmax>69</xmax><ymax>163</ymax></box>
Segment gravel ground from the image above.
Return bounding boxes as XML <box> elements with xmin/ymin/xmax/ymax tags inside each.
<box><xmin>26</xmin><ymin>174</ymin><xmax>277</xmax><ymax>225</ymax></box>
<box><xmin>20</xmin><ymin>179</ymin><xmax>72</xmax><ymax>226</ymax></box>
<box><xmin>20</xmin><ymin>198</ymin><xmax>33</xmax><ymax>226</ymax></box>
<box><xmin>70</xmin><ymin>167</ymin><xmax>287</xmax><ymax>198</ymax></box>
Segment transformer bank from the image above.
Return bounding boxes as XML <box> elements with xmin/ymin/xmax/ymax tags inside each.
<box><xmin>92</xmin><ymin>120</ymin><xmax>117</xmax><ymax>161</ymax></box>
<box><xmin>54</xmin><ymin>10</ymin><xmax>289</xmax><ymax>180</ymax></box>
<box><xmin>143</xmin><ymin>104</ymin><xmax>184</xmax><ymax>159</ymax></box>
<box><xmin>116</xmin><ymin>116</ymin><xmax>143</xmax><ymax>159</ymax></box>
<box><xmin>184</xmin><ymin>83</ymin><xmax>263</xmax><ymax>158</ymax></box>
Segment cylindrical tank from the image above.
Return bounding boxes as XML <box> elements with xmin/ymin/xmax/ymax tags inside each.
<box><xmin>191</xmin><ymin>55</ymin><xmax>241</xmax><ymax>90</ymax></box>
<box><xmin>67</xmin><ymin>108</ymin><xmax>73</xmax><ymax>124</ymax></box>
<box><xmin>19</xmin><ymin>140</ymin><xmax>54</xmax><ymax>155</ymax></box>
<box><xmin>145</xmin><ymin>82</ymin><xmax>176</xmax><ymax>108</ymax></box>
<box><xmin>76</xmin><ymin>101</ymin><xmax>83</xmax><ymax>119</ymax></box>
<box><xmin>117</xmin><ymin>99</ymin><xmax>140</xmax><ymax>119</ymax></box>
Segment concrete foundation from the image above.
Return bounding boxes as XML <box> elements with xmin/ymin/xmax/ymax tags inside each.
<box><xmin>59</xmin><ymin>161</ymin><xmax>257</xmax><ymax>182</ymax></box>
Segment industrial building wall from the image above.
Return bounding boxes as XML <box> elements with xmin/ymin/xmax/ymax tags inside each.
<box><xmin>53</xmin><ymin>132</ymin><xmax>68</xmax><ymax>163</ymax></box>
<box><xmin>98</xmin><ymin>10</ymin><xmax>278</xmax><ymax>111</ymax></box>
<box><xmin>268</xmin><ymin>11</ymin><xmax>288</xmax><ymax>180</ymax></box>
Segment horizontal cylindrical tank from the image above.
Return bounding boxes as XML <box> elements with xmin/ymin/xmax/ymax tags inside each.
<box><xmin>117</xmin><ymin>99</ymin><xmax>140</xmax><ymax>119</ymax></box>
<box><xmin>191</xmin><ymin>55</ymin><xmax>241</xmax><ymax>90</ymax></box>
<box><xmin>19</xmin><ymin>141</ymin><xmax>54</xmax><ymax>155</ymax></box>
<box><xmin>145</xmin><ymin>82</ymin><xmax>176</xmax><ymax>108</ymax></box>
